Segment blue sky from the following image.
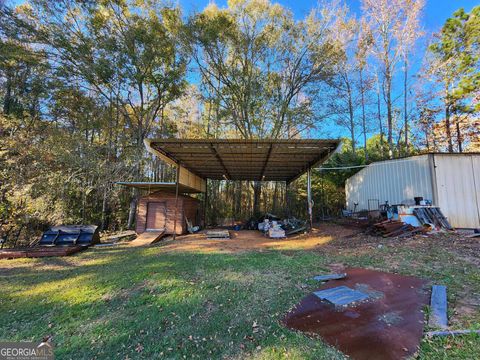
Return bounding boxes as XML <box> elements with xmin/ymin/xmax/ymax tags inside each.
<box><xmin>180</xmin><ymin>0</ymin><xmax>478</xmax><ymax>32</ymax></box>
<box><xmin>181</xmin><ymin>0</ymin><xmax>479</xmax><ymax>139</ymax></box>
<box><xmin>7</xmin><ymin>0</ymin><xmax>478</xmax><ymax>140</ymax></box>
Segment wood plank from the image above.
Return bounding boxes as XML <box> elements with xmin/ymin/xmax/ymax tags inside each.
<box><xmin>129</xmin><ymin>230</ymin><xmax>166</xmax><ymax>247</ymax></box>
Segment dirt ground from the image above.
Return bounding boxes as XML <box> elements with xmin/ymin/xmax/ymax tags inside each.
<box><xmin>157</xmin><ymin>223</ymin><xmax>479</xmax><ymax>264</ymax></box>
<box><xmin>158</xmin><ymin>223</ymin><xmax>360</xmax><ymax>253</ymax></box>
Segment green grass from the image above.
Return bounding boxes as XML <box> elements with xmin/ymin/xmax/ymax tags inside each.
<box><xmin>0</xmin><ymin>233</ymin><xmax>479</xmax><ymax>359</ymax></box>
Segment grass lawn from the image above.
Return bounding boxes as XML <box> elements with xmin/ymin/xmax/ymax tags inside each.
<box><xmin>0</xmin><ymin>224</ymin><xmax>479</xmax><ymax>359</ymax></box>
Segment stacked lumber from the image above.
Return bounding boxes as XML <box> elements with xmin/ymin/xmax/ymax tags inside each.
<box><xmin>368</xmin><ymin>220</ymin><xmax>426</xmax><ymax>238</ymax></box>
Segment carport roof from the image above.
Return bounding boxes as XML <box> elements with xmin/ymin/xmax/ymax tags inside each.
<box><xmin>145</xmin><ymin>138</ymin><xmax>341</xmax><ymax>183</ymax></box>
<box><xmin>115</xmin><ymin>182</ymin><xmax>203</xmax><ymax>193</ymax></box>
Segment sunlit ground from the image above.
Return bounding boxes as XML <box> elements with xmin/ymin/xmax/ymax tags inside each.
<box><xmin>0</xmin><ymin>224</ymin><xmax>479</xmax><ymax>359</ymax></box>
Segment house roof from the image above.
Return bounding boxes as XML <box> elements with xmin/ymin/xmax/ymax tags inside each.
<box><xmin>145</xmin><ymin>138</ymin><xmax>341</xmax><ymax>183</ymax></box>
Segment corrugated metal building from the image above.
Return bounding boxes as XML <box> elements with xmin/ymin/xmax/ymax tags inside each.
<box><xmin>345</xmin><ymin>153</ymin><xmax>480</xmax><ymax>229</ymax></box>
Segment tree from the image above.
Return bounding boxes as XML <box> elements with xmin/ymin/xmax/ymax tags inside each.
<box><xmin>0</xmin><ymin>0</ymin><xmax>188</xmax><ymax>233</ymax></box>
<box><xmin>186</xmin><ymin>0</ymin><xmax>340</xmax><ymax>214</ymax></box>
<box><xmin>327</xmin><ymin>6</ymin><xmax>361</xmax><ymax>154</ymax></box>
<box><xmin>356</xmin><ymin>19</ymin><xmax>374</xmax><ymax>160</ymax></box>
<box><xmin>362</xmin><ymin>0</ymin><xmax>424</xmax><ymax>156</ymax></box>
<box><xmin>428</xmin><ymin>6</ymin><xmax>480</xmax><ymax>152</ymax></box>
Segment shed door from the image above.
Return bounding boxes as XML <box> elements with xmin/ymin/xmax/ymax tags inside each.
<box><xmin>146</xmin><ymin>202</ymin><xmax>166</xmax><ymax>231</ymax></box>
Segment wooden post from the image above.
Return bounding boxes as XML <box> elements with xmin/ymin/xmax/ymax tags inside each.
<box><xmin>173</xmin><ymin>163</ymin><xmax>180</xmax><ymax>240</ymax></box>
<box><xmin>307</xmin><ymin>167</ymin><xmax>313</xmax><ymax>231</ymax></box>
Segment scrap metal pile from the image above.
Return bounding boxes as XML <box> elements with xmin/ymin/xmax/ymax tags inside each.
<box><xmin>367</xmin><ymin>220</ymin><xmax>428</xmax><ymax>238</ymax></box>
<box><xmin>413</xmin><ymin>207</ymin><xmax>453</xmax><ymax>230</ymax></box>
<box><xmin>0</xmin><ymin>225</ymin><xmax>99</xmax><ymax>259</ymax></box>
<box><xmin>245</xmin><ymin>213</ymin><xmax>307</xmax><ymax>238</ymax></box>
<box><xmin>366</xmin><ymin>205</ymin><xmax>453</xmax><ymax>238</ymax></box>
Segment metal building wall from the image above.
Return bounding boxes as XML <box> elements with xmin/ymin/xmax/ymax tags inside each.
<box><xmin>345</xmin><ymin>155</ymin><xmax>434</xmax><ymax>211</ymax></box>
<box><xmin>433</xmin><ymin>154</ymin><xmax>480</xmax><ymax>228</ymax></box>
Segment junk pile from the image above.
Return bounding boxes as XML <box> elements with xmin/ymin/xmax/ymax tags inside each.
<box><xmin>413</xmin><ymin>207</ymin><xmax>453</xmax><ymax>230</ymax></box>
<box><xmin>364</xmin><ymin>203</ymin><xmax>453</xmax><ymax>238</ymax></box>
<box><xmin>247</xmin><ymin>213</ymin><xmax>308</xmax><ymax>238</ymax></box>
<box><xmin>367</xmin><ymin>220</ymin><xmax>428</xmax><ymax>238</ymax></box>
<box><xmin>260</xmin><ymin>219</ymin><xmax>285</xmax><ymax>238</ymax></box>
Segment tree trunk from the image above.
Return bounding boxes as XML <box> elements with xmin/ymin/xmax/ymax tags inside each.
<box><xmin>347</xmin><ymin>80</ymin><xmax>356</xmax><ymax>153</ymax></box>
<box><xmin>235</xmin><ymin>181</ymin><xmax>242</xmax><ymax>219</ymax></box>
<box><xmin>456</xmin><ymin>121</ymin><xmax>462</xmax><ymax>152</ymax></box>
<box><xmin>404</xmin><ymin>59</ymin><xmax>409</xmax><ymax>155</ymax></box>
<box><xmin>445</xmin><ymin>100</ymin><xmax>453</xmax><ymax>153</ymax></box>
<box><xmin>272</xmin><ymin>182</ymin><xmax>278</xmax><ymax>214</ymax></box>
<box><xmin>126</xmin><ymin>193</ymin><xmax>137</xmax><ymax>230</ymax></box>
<box><xmin>284</xmin><ymin>182</ymin><xmax>290</xmax><ymax>217</ymax></box>
<box><xmin>253</xmin><ymin>181</ymin><xmax>261</xmax><ymax>216</ymax></box>
<box><xmin>100</xmin><ymin>185</ymin><xmax>109</xmax><ymax>231</ymax></box>
<box><xmin>385</xmin><ymin>71</ymin><xmax>393</xmax><ymax>157</ymax></box>
<box><xmin>376</xmin><ymin>74</ymin><xmax>384</xmax><ymax>157</ymax></box>
<box><xmin>360</xmin><ymin>68</ymin><xmax>367</xmax><ymax>160</ymax></box>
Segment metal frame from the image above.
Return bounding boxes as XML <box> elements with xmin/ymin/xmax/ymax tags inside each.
<box><xmin>141</xmin><ymin>138</ymin><xmax>341</xmax><ymax>237</ymax></box>
<box><xmin>145</xmin><ymin>138</ymin><xmax>341</xmax><ymax>182</ymax></box>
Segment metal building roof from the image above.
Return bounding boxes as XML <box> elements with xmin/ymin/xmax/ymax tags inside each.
<box><xmin>145</xmin><ymin>138</ymin><xmax>341</xmax><ymax>182</ymax></box>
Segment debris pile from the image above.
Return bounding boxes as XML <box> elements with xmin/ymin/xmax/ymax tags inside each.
<box><xmin>362</xmin><ymin>203</ymin><xmax>454</xmax><ymax>238</ymax></box>
<box><xmin>246</xmin><ymin>213</ymin><xmax>307</xmax><ymax>238</ymax></box>
<box><xmin>261</xmin><ymin>219</ymin><xmax>285</xmax><ymax>238</ymax></box>
<box><xmin>367</xmin><ymin>220</ymin><xmax>427</xmax><ymax>238</ymax></box>
<box><xmin>413</xmin><ymin>207</ymin><xmax>452</xmax><ymax>230</ymax></box>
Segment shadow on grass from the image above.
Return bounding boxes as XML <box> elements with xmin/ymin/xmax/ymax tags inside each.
<box><xmin>0</xmin><ymin>246</ymin><xmax>348</xmax><ymax>359</ymax></box>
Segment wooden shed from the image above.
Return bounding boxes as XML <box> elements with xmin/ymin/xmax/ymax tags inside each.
<box><xmin>135</xmin><ymin>190</ymin><xmax>201</xmax><ymax>235</ymax></box>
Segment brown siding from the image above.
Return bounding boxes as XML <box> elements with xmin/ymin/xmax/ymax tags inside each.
<box><xmin>135</xmin><ymin>191</ymin><xmax>200</xmax><ymax>235</ymax></box>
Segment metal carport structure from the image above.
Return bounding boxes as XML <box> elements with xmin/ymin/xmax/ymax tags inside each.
<box><xmin>125</xmin><ymin>138</ymin><xmax>341</xmax><ymax>237</ymax></box>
